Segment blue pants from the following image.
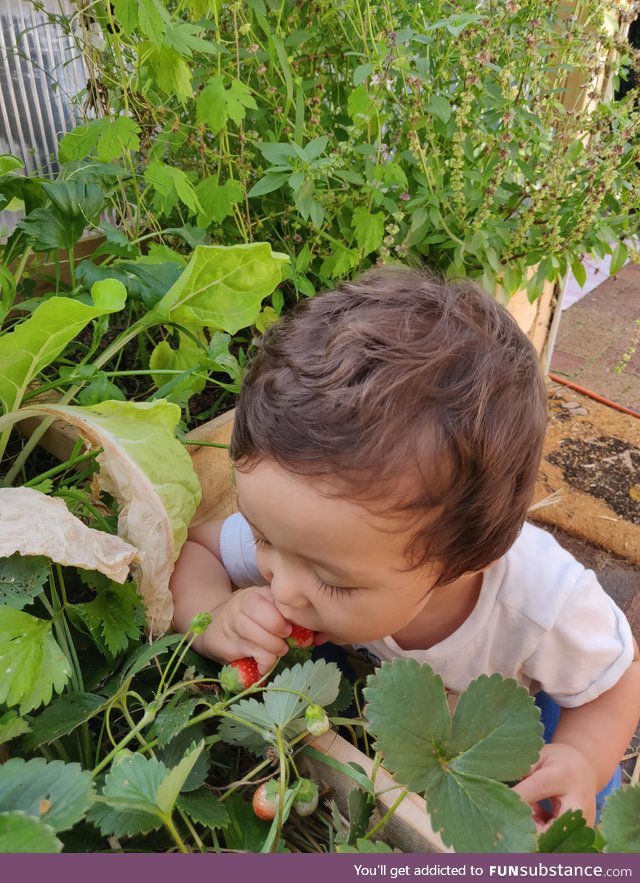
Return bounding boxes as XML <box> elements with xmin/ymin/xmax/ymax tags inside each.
<box><xmin>535</xmin><ymin>691</ymin><xmax>620</xmax><ymax>820</ymax></box>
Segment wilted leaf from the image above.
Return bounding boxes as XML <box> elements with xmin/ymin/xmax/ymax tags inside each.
<box><xmin>21</xmin><ymin>401</ymin><xmax>200</xmax><ymax>635</ymax></box>
<box><xmin>0</xmin><ymin>553</ymin><xmax>49</xmax><ymax>609</ymax></box>
<box><xmin>0</xmin><ymin>758</ymin><xmax>95</xmax><ymax>831</ymax></box>
<box><xmin>0</xmin><ymin>488</ymin><xmax>137</xmax><ymax>584</ymax></box>
<box><xmin>0</xmin><ymin>608</ymin><xmax>70</xmax><ymax>713</ymax></box>
<box><xmin>0</xmin><ymin>812</ymin><xmax>62</xmax><ymax>853</ymax></box>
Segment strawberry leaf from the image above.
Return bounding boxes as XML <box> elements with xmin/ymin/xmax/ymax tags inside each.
<box><xmin>68</xmin><ymin>580</ymin><xmax>145</xmax><ymax>657</ymax></box>
<box><xmin>91</xmin><ymin>754</ymin><xmax>168</xmax><ymax>837</ymax></box>
<box><xmin>177</xmin><ymin>788</ymin><xmax>229</xmax><ymax>829</ymax></box>
<box><xmin>537</xmin><ymin>810</ymin><xmax>597</xmax><ymax>853</ymax></box>
<box><xmin>0</xmin><ymin>608</ymin><xmax>70</xmax><ymax>714</ymax></box>
<box><xmin>0</xmin><ymin>758</ymin><xmax>95</xmax><ymax>831</ymax></box>
<box><xmin>600</xmin><ymin>785</ymin><xmax>640</xmax><ymax>852</ymax></box>
<box><xmin>21</xmin><ymin>692</ymin><xmax>106</xmax><ymax>752</ymax></box>
<box><xmin>0</xmin><ymin>812</ymin><xmax>62</xmax><ymax>853</ymax></box>
<box><xmin>0</xmin><ymin>710</ymin><xmax>30</xmax><ymax>745</ymax></box>
<box><xmin>0</xmin><ymin>553</ymin><xmax>49</xmax><ymax>609</ymax></box>
<box><xmin>363</xmin><ymin>660</ymin><xmax>540</xmax><ymax>852</ymax></box>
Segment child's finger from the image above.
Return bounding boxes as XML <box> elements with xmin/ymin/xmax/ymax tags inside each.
<box><xmin>236</xmin><ymin>613</ymin><xmax>289</xmax><ymax>658</ymax></box>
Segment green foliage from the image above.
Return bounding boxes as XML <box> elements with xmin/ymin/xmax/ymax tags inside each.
<box><xmin>68</xmin><ymin>578</ymin><xmax>145</xmax><ymax>657</ymax></box>
<box><xmin>0</xmin><ymin>758</ymin><xmax>95</xmax><ymax>831</ymax></box>
<box><xmin>0</xmin><ymin>813</ymin><xmax>62</xmax><ymax>853</ymax></box>
<box><xmin>537</xmin><ymin>811</ymin><xmax>598</xmax><ymax>854</ymax></box>
<box><xmin>0</xmin><ymin>554</ymin><xmax>49</xmax><ymax>609</ymax></box>
<box><xmin>363</xmin><ymin>660</ymin><xmax>542</xmax><ymax>852</ymax></box>
<box><xmin>600</xmin><ymin>785</ymin><xmax>640</xmax><ymax>852</ymax></box>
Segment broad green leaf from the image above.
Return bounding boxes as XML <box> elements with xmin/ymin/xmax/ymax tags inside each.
<box><xmin>363</xmin><ymin>661</ymin><xmax>540</xmax><ymax>853</ymax></box>
<box><xmin>537</xmin><ymin>810</ymin><xmax>597</xmax><ymax>853</ymax></box>
<box><xmin>0</xmin><ymin>812</ymin><xmax>61</xmax><ymax>853</ymax></box>
<box><xmin>156</xmin><ymin>741</ymin><xmax>205</xmax><ymax>814</ymax></box>
<box><xmin>121</xmin><ymin>634</ymin><xmax>182</xmax><ymax>683</ymax></box>
<box><xmin>248</xmin><ymin>172</ymin><xmax>290</xmax><ymax>198</ymax></box>
<box><xmin>601</xmin><ymin>785</ymin><xmax>640</xmax><ymax>852</ymax></box>
<box><xmin>348</xmin><ymin>85</ymin><xmax>371</xmax><ymax>119</ymax></box>
<box><xmin>0</xmin><ymin>553</ymin><xmax>49</xmax><ymax>609</ymax></box>
<box><xmin>21</xmin><ymin>693</ymin><xmax>106</xmax><ymax>751</ymax></box>
<box><xmin>75</xmin><ymin>259</ymin><xmax>181</xmax><ymax>311</ymax></box>
<box><xmin>609</xmin><ymin>241</ymin><xmax>628</xmax><ymax>277</ymax></box>
<box><xmin>76</xmin><ymin>372</ymin><xmax>126</xmax><ymax>406</ymax></box>
<box><xmin>0</xmin><ymin>710</ymin><xmax>30</xmax><ymax>745</ymax></box>
<box><xmin>0</xmin><ymin>284</ymin><xmax>125</xmax><ymax>415</ymax></box>
<box><xmin>144</xmin><ymin>161</ymin><xmax>202</xmax><ymax>218</ymax></box>
<box><xmin>111</xmin><ymin>0</ymin><xmax>139</xmax><ymax>34</ymax></box>
<box><xmin>0</xmin><ymin>488</ymin><xmax>137</xmax><ymax>586</ymax></box>
<box><xmin>195</xmin><ymin>177</ymin><xmax>243</xmax><ymax>227</ymax></box>
<box><xmin>149</xmin><ymin>334</ymin><xmax>207</xmax><ymax>405</ymax></box>
<box><xmin>426</xmin><ymin>773</ymin><xmax>536</xmax><ymax>853</ymax></box>
<box><xmin>19</xmin><ymin>181</ymin><xmax>106</xmax><ymax>254</ymax></box>
<box><xmin>68</xmin><ymin>580</ymin><xmax>145</xmax><ymax>657</ymax></box>
<box><xmin>151</xmin><ymin>242</ymin><xmax>288</xmax><ymax>334</ymax></box>
<box><xmin>58</xmin><ymin>119</ymin><xmax>107</xmax><ymax>163</ymax></box>
<box><xmin>0</xmin><ymin>155</ymin><xmax>23</xmax><ymax>174</ymax></box>
<box><xmin>0</xmin><ymin>608</ymin><xmax>70</xmax><ymax>713</ymax></box>
<box><xmin>0</xmin><ymin>758</ymin><xmax>95</xmax><ymax>831</ymax></box>
<box><xmin>94</xmin><ymin>754</ymin><xmax>167</xmax><ymax>837</ymax></box>
<box><xmin>157</xmin><ymin>727</ymin><xmax>209</xmax><ymax>793</ymax></box>
<box><xmin>138</xmin><ymin>0</ymin><xmax>169</xmax><ymax>43</ymax></box>
<box><xmin>95</xmin><ymin>116</ymin><xmax>141</xmax><ymax>162</ymax></box>
<box><xmin>218</xmin><ymin>659</ymin><xmax>340</xmax><ymax>750</ymax></box>
<box><xmin>223</xmin><ymin>792</ymin><xmax>271</xmax><ymax>851</ymax></box>
<box><xmin>426</xmin><ymin>95</ymin><xmax>451</xmax><ymax>124</ymax></box>
<box><xmin>196</xmin><ymin>76</ymin><xmax>256</xmax><ymax>135</ymax></box>
<box><xmin>177</xmin><ymin>788</ymin><xmax>229</xmax><ymax>829</ymax></box>
<box><xmin>449</xmin><ymin>674</ymin><xmax>542</xmax><ymax>781</ymax></box>
<box><xmin>352</xmin><ymin>206</ymin><xmax>385</xmax><ymax>256</ymax></box>
<box><xmin>144</xmin><ymin>45</ymin><xmax>193</xmax><ymax>98</ymax></box>
<box><xmin>570</xmin><ymin>256</ymin><xmax>587</xmax><ymax>289</ymax></box>
<box><xmin>363</xmin><ymin>660</ymin><xmax>451</xmax><ymax>793</ymax></box>
<box><xmin>23</xmin><ymin>401</ymin><xmax>201</xmax><ymax>635</ymax></box>
<box><xmin>155</xmin><ymin>698</ymin><xmax>199</xmax><ymax>748</ymax></box>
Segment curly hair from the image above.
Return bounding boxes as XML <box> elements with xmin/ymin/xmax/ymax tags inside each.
<box><xmin>230</xmin><ymin>266</ymin><xmax>547</xmax><ymax>586</ymax></box>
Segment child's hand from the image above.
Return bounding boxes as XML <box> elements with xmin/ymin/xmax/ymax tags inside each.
<box><xmin>200</xmin><ymin>585</ymin><xmax>292</xmax><ymax>673</ymax></box>
<box><xmin>512</xmin><ymin>743</ymin><xmax>597</xmax><ymax>828</ymax></box>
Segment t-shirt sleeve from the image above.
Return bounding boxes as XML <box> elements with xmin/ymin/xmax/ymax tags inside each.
<box><xmin>218</xmin><ymin>512</ymin><xmax>266</xmax><ymax>588</ymax></box>
<box><xmin>522</xmin><ymin>570</ymin><xmax>635</xmax><ymax>707</ymax></box>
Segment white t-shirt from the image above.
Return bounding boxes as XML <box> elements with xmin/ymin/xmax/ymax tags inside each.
<box><xmin>219</xmin><ymin>514</ymin><xmax>634</xmax><ymax>708</ymax></box>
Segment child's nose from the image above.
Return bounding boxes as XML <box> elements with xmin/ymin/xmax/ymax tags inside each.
<box><xmin>269</xmin><ymin>570</ymin><xmax>308</xmax><ymax>610</ymax></box>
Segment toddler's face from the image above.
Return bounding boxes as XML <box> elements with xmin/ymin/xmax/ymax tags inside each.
<box><xmin>235</xmin><ymin>458</ymin><xmax>439</xmax><ymax>645</ymax></box>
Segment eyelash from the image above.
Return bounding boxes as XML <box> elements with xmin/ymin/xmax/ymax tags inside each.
<box><xmin>251</xmin><ymin>537</ymin><xmax>355</xmax><ymax>598</ymax></box>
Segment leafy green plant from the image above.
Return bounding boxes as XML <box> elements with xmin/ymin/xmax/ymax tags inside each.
<box><xmin>38</xmin><ymin>0</ymin><xmax>640</xmax><ymax>303</ymax></box>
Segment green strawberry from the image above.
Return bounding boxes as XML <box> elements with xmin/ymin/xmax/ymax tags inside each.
<box><xmin>293</xmin><ymin>778</ymin><xmax>319</xmax><ymax>816</ymax></box>
<box><xmin>305</xmin><ymin>703</ymin><xmax>330</xmax><ymax>736</ymax></box>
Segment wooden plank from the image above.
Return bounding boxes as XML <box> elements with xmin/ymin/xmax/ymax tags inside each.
<box><xmin>185</xmin><ymin>409</ymin><xmax>237</xmax><ymax>525</ymax></box>
<box><xmin>301</xmin><ymin>730</ymin><xmax>448</xmax><ymax>854</ymax></box>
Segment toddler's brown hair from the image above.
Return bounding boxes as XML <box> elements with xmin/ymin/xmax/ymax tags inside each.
<box><xmin>231</xmin><ymin>266</ymin><xmax>547</xmax><ymax>586</ymax></box>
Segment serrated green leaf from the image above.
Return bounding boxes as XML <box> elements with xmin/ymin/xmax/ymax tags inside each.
<box><xmin>0</xmin><ymin>608</ymin><xmax>70</xmax><ymax>714</ymax></box>
<box><xmin>121</xmin><ymin>634</ymin><xmax>182</xmax><ymax>683</ymax></box>
<box><xmin>197</xmin><ymin>76</ymin><xmax>256</xmax><ymax>135</ymax></box>
<box><xmin>0</xmin><ymin>758</ymin><xmax>95</xmax><ymax>832</ymax></box>
<box><xmin>0</xmin><ymin>710</ymin><xmax>30</xmax><ymax>745</ymax></box>
<box><xmin>111</xmin><ymin>0</ymin><xmax>139</xmax><ymax>34</ymax></box>
<box><xmin>195</xmin><ymin>178</ymin><xmax>243</xmax><ymax>227</ymax></box>
<box><xmin>248</xmin><ymin>172</ymin><xmax>290</xmax><ymax>198</ymax></box>
<box><xmin>223</xmin><ymin>792</ymin><xmax>271</xmax><ymax>850</ymax></box>
<box><xmin>96</xmin><ymin>754</ymin><xmax>167</xmax><ymax>836</ymax></box>
<box><xmin>426</xmin><ymin>772</ymin><xmax>536</xmax><ymax>853</ymax></box>
<box><xmin>0</xmin><ymin>812</ymin><xmax>62</xmax><ymax>853</ymax></box>
<box><xmin>58</xmin><ymin>119</ymin><xmax>108</xmax><ymax>163</ymax></box>
<box><xmin>537</xmin><ymin>810</ymin><xmax>597</xmax><ymax>853</ymax></box>
<box><xmin>601</xmin><ymin>785</ymin><xmax>640</xmax><ymax>852</ymax></box>
<box><xmin>21</xmin><ymin>693</ymin><xmax>106</xmax><ymax>752</ymax></box>
<box><xmin>144</xmin><ymin>45</ymin><xmax>193</xmax><ymax>98</ymax></box>
<box><xmin>218</xmin><ymin>659</ymin><xmax>340</xmax><ymax>749</ymax></box>
<box><xmin>0</xmin><ymin>554</ymin><xmax>49</xmax><ymax>609</ymax></box>
<box><xmin>156</xmin><ymin>741</ymin><xmax>204</xmax><ymax>814</ymax></box>
<box><xmin>351</xmin><ymin>206</ymin><xmax>385</xmax><ymax>256</ymax></box>
<box><xmin>348</xmin><ymin>85</ymin><xmax>372</xmax><ymax>119</ymax></box>
<box><xmin>151</xmin><ymin>242</ymin><xmax>288</xmax><ymax>334</ymax></box>
<box><xmin>155</xmin><ymin>698</ymin><xmax>199</xmax><ymax>748</ymax></box>
<box><xmin>363</xmin><ymin>660</ymin><xmax>451</xmax><ymax>793</ymax></box>
<box><xmin>138</xmin><ymin>0</ymin><xmax>169</xmax><ymax>43</ymax></box>
<box><xmin>449</xmin><ymin>674</ymin><xmax>543</xmax><ymax>781</ymax></box>
<box><xmin>144</xmin><ymin>161</ymin><xmax>202</xmax><ymax>218</ymax></box>
<box><xmin>345</xmin><ymin>788</ymin><xmax>376</xmax><ymax>845</ymax></box>
<box><xmin>95</xmin><ymin>117</ymin><xmax>141</xmax><ymax>163</ymax></box>
<box><xmin>69</xmin><ymin>581</ymin><xmax>145</xmax><ymax>657</ymax></box>
<box><xmin>177</xmin><ymin>788</ymin><xmax>229</xmax><ymax>829</ymax></box>
<box><xmin>149</xmin><ymin>334</ymin><xmax>206</xmax><ymax>406</ymax></box>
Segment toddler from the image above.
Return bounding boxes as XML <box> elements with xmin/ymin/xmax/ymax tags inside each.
<box><xmin>170</xmin><ymin>267</ymin><xmax>640</xmax><ymax>828</ymax></box>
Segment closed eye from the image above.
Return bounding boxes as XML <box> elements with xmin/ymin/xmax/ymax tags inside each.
<box><xmin>314</xmin><ymin>574</ymin><xmax>357</xmax><ymax>598</ymax></box>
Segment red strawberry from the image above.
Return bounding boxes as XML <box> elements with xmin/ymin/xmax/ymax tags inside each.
<box><xmin>219</xmin><ymin>657</ymin><xmax>262</xmax><ymax>693</ymax></box>
<box><xmin>286</xmin><ymin>623</ymin><xmax>315</xmax><ymax>648</ymax></box>
<box><xmin>293</xmin><ymin>778</ymin><xmax>319</xmax><ymax>817</ymax></box>
<box><xmin>252</xmin><ymin>780</ymin><xmax>282</xmax><ymax>820</ymax></box>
